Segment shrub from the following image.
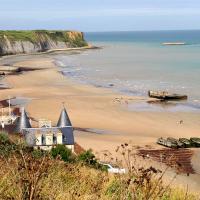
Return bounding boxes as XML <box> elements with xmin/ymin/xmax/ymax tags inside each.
<box><xmin>50</xmin><ymin>144</ymin><xmax>74</xmax><ymax>162</ymax></box>
<box><xmin>32</xmin><ymin>149</ymin><xmax>49</xmax><ymax>159</ymax></box>
<box><xmin>0</xmin><ymin>132</ymin><xmax>17</xmax><ymax>157</ymax></box>
<box><xmin>78</xmin><ymin>149</ymin><xmax>108</xmax><ymax>171</ymax></box>
<box><xmin>78</xmin><ymin>149</ymin><xmax>96</xmax><ymax>165</ymax></box>
<box><xmin>0</xmin><ymin>132</ymin><xmax>9</xmax><ymax>144</ymax></box>
<box><xmin>16</xmin><ymin>149</ymin><xmax>53</xmax><ymax>199</ymax></box>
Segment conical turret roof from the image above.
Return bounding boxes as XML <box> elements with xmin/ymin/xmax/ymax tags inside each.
<box><xmin>14</xmin><ymin>107</ymin><xmax>32</xmax><ymax>133</ymax></box>
<box><xmin>57</xmin><ymin>107</ymin><xmax>72</xmax><ymax>127</ymax></box>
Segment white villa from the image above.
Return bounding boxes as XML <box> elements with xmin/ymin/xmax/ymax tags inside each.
<box><xmin>15</xmin><ymin>107</ymin><xmax>75</xmax><ymax>152</ymax></box>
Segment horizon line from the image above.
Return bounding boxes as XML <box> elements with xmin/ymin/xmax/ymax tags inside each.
<box><xmin>85</xmin><ymin>29</ymin><xmax>200</xmax><ymax>33</ymax></box>
<box><xmin>1</xmin><ymin>29</ymin><xmax>200</xmax><ymax>33</ymax></box>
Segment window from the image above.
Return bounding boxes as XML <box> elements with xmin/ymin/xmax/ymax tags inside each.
<box><xmin>53</xmin><ymin>134</ymin><xmax>57</xmax><ymax>144</ymax></box>
<box><xmin>63</xmin><ymin>135</ymin><xmax>67</xmax><ymax>143</ymax></box>
<box><xmin>42</xmin><ymin>134</ymin><xmax>46</xmax><ymax>145</ymax></box>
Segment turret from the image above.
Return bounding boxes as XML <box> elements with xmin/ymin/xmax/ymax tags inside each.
<box><xmin>14</xmin><ymin>107</ymin><xmax>32</xmax><ymax>133</ymax></box>
<box><xmin>57</xmin><ymin>106</ymin><xmax>72</xmax><ymax>127</ymax></box>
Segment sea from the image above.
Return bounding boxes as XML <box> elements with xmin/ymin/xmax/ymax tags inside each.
<box><xmin>54</xmin><ymin>30</ymin><xmax>200</xmax><ymax>112</ymax></box>
<box><xmin>1</xmin><ymin>30</ymin><xmax>200</xmax><ymax>112</ymax></box>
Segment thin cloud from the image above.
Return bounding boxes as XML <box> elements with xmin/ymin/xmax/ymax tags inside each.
<box><xmin>0</xmin><ymin>7</ymin><xmax>200</xmax><ymax>19</ymax></box>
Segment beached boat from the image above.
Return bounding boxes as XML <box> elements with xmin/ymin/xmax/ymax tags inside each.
<box><xmin>157</xmin><ymin>137</ymin><xmax>165</xmax><ymax>145</ymax></box>
<box><xmin>167</xmin><ymin>137</ymin><xmax>185</xmax><ymax>148</ymax></box>
<box><xmin>179</xmin><ymin>138</ymin><xmax>191</xmax><ymax>148</ymax></box>
<box><xmin>190</xmin><ymin>137</ymin><xmax>200</xmax><ymax>147</ymax></box>
<box><xmin>157</xmin><ymin>137</ymin><xmax>200</xmax><ymax>148</ymax></box>
<box><xmin>157</xmin><ymin>137</ymin><xmax>185</xmax><ymax>148</ymax></box>
<box><xmin>157</xmin><ymin>137</ymin><xmax>178</xmax><ymax>148</ymax></box>
<box><xmin>148</xmin><ymin>90</ymin><xmax>188</xmax><ymax>100</ymax></box>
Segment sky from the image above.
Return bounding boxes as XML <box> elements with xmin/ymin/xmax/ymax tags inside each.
<box><xmin>0</xmin><ymin>0</ymin><xmax>200</xmax><ymax>31</ymax></box>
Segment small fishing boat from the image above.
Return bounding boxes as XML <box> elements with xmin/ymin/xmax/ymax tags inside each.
<box><xmin>148</xmin><ymin>90</ymin><xmax>188</xmax><ymax>100</ymax></box>
<box><xmin>190</xmin><ymin>138</ymin><xmax>200</xmax><ymax>147</ymax></box>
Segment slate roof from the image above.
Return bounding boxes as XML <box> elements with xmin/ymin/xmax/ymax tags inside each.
<box><xmin>14</xmin><ymin>107</ymin><xmax>32</xmax><ymax>133</ymax></box>
<box><xmin>57</xmin><ymin>107</ymin><xmax>72</xmax><ymax>127</ymax></box>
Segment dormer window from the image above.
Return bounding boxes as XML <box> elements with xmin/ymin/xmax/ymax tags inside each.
<box><xmin>63</xmin><ymin>135</ymin><xmax>67</xmax><ymax>143</ymax></box>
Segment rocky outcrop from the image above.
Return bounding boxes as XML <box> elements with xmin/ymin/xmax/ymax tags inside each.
<box><xmin>0</xmin><ymin>31</ymin><xmax>88</xmax><ymax>56</ymax></box>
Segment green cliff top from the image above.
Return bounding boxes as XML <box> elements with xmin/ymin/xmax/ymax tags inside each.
<box><xmin>0</xmin><ymin>30</ymin><xmax>87</xmax><ymax>47</ymax></box>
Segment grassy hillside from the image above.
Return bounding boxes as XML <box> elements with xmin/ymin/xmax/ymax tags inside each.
<box><xmin>0</xmin><ymin>133</ymin><xmax>198</xmax><ymax>200</ymax></box>
<box><xmin>0</xmin><ymin>30</ymin><xmax>88</xmax><ymax>47</ymax></box>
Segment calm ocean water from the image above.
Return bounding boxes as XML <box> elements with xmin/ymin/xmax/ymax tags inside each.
<box><xmin>55</xmin><ymin>30</ymin><xmax>200</xmax><ymax>111</ymax></box>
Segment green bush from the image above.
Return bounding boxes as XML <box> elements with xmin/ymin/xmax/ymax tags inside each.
<box><xmin>71</xmin><ymin>36</ymin><xmax>88</xmax><ymax>47</ymax></box>
<box><xmin>78</xmin><ymin>149</ymin><xmax>96</xmax><ymax>164</ymax></box>
<box><xmin>50</xmin><ymin>144</ymin><xmax>73</xmax><ymax>162</ymax></box>
<box><xmin>78</xmin><ymin>149</ymin><xmax>107</xmax><ymax>171</ymax></box>
<box><xmin>32</xmin><ymin>149</ymin><xmax>49</xmax><ymax>159</ymax></box>
<box><xmin>0</xmin><ymin>132</ymin><xmax>9</xmax><ymax>144</ymax></box>
<box><xmin>0</xmin><ymin>132</ymin><xmax>17</xmax><ymax>157</ymax></box>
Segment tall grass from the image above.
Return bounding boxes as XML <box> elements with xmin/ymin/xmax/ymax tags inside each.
<box><xmin>0</xmin><ymin>133</ymin><xmax>198</xmax><ymax>200</ymax></box>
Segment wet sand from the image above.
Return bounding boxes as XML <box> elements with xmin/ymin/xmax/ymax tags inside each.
<box><xmin>0</xmin><ymin>55</ymin><xmax>200</xmax><ymax>193</ymax></box>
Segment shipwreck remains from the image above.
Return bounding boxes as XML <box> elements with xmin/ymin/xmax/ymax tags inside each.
<box><xmin>157</xmin><ymin>137</ymin><xmax>200</xmax><ymax>149</ymax></box>
<box><xmin>148</xmin><ymin>90</ymin><xmax>188</xmax><ymax>100</ymax></box>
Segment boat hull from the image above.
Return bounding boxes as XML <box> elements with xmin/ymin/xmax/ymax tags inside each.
<box><xmin>148</xmin><ymin>91</ymin><xmax>187</xmax><ymax>100</ymax></box>
<box><xmin>190</xmin><ymin>138</ymin><xmax>200</xmax><ymax>147</ymax></box>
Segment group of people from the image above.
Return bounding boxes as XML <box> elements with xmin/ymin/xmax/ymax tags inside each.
<box><xmin>113</xmin><ymin>97</ymin><xmax>129</xmax><ymax>105</ymax></box>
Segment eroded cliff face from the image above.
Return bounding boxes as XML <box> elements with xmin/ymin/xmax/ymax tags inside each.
<box><xmin>0</xmin><ymin>31</ymin><xmax>88</xmax><ymax>56</ymax></box>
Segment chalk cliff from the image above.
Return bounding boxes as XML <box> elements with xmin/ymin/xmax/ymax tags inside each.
<box><xmin>0</xmin><ymin>30</ymin><xmax>88</xmax><ymax>56</ymax></box>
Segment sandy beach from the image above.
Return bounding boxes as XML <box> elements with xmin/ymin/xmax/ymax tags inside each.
<box><xmin>0</xmin><ymin>54</ymin><xmax>200</xmax><ymax>192</ymax></box>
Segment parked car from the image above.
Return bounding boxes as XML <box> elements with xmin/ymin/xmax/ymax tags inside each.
<box><xmin>101</xmin><ymin>163</ymin><xmax>126</xmax><ymax>174</ymax></box>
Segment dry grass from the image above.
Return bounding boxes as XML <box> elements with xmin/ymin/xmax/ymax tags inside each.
<box><xmin>0</xmin><ymin>134</ymin><xmax>199</xmax><ymax>200</ymax></box>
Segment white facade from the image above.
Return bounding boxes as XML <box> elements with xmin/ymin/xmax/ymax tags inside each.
<box><xmin>35</xmin><ymin>131</ymin><xmax>42</xmax><ymax>146</ymax></box>
<box><xmin>66</xmin><ymin>145</ymin><xmax>74</xmax><ymax>152</ymax></box>
<box><xmin>32</xmin><ymin>130</ymin><xmax>74</xmax><ymax>152</ymax></box>
<box><xmin>45</xmin><ymin>132</ymin><xmax>53</xmax><ymax>146</ymax></box>
<box><xmin>35</xmin><ymin>145</ymin><xmax>74</xmax><ymax>152</ymax></box>
<box><xmin>38</xmin><ymin>119</ymin><xmax>52</xmax><ymax>128</ymax></box>
<box><xmin>57</xmin><ymin>132</ymin><xmax>63</xmax><ymax>144</ymax></box>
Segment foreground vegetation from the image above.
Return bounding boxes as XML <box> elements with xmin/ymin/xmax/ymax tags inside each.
<box><xmin>0</xmin><ymin>30</ymin><xmax>88</xmax><ymax>47</ymax></box>
<box><xmin>0</xmin><ymin>133</ymin><xmax>198</xmax><ymax>200</ymax></box>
